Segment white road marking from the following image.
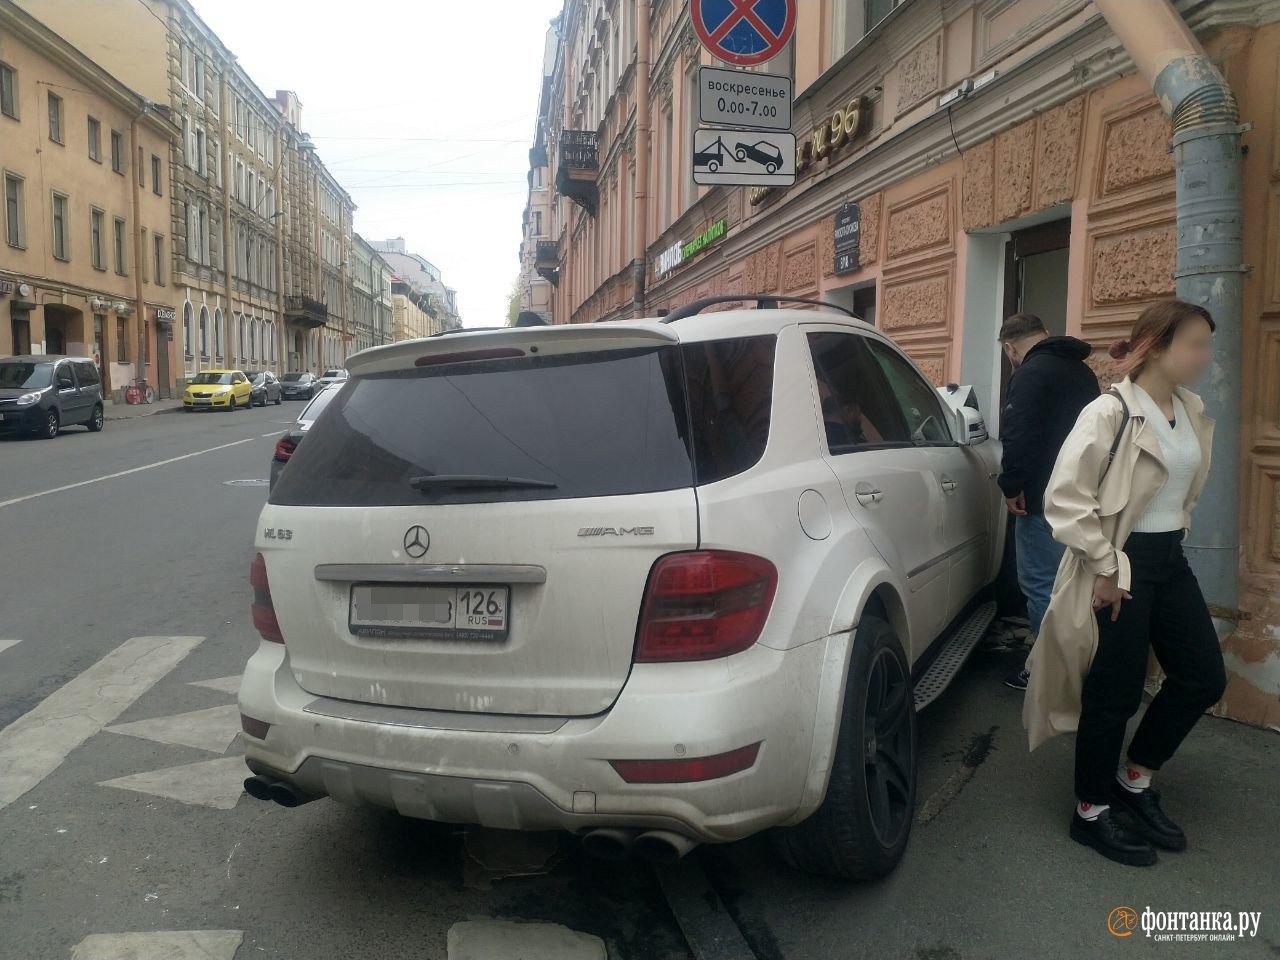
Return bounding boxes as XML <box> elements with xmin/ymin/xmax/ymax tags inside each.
<box><xmin>106</xmin><ymin>704</ymin><xmax>241</xmax><ymax>755</ymax></box>
<box><xmin>448</xmin><ymin>921</ymin><xmax>606</xmax><ymax>960</ymax></box>
<box><xmin>188</xmin><ymin>675</ymin><xmax>242</xmax><ymax>695</ymax></box>
<box><xmin>71</xmin><ymin>930</ymin><xmax>244</xmax><ymax>960</ymax></box>
<box><xmin>98</xmin><ymin>755</ymin><xmax>248</xmax><ymax>810</ymax></box>
<box><xmin>0</xmin><ymin>638</ymin><xmax>22</xmax><ymax>656</ymax></box>
<box><xmin>261</xmin><ymin>431</ymin><xmax>282</xmax><ymax>437</ymax></box>
<box><xmin>0</xmin><ymin>636</ymin><xmax>202</xmax><ymax>810</ymax></box>
<box><xmin>0</xmin><ymin>439</ymin><xmax>254</xmax><ymax>509</ymax></box>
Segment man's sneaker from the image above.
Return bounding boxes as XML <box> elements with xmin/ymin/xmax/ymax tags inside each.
<box><xmin>1070</xmin><ymin>807</ymin><xmax>1158</xmax><ymax>866</ymax></box>
<box><xmin>1004</xmin><ymin>669</ymin><xmax>1030</xmax><ymax>691</ymax></box>
<box><xmin>1111</xmin><ymin>784</ymin><xmax>1187</xmax><ymax>851</ymax></box>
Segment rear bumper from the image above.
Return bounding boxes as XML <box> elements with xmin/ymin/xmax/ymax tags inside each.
<box><xmin>238</xmin><ymin>637</ymin><xmax>828</xmax><ymax>842</ymax></box>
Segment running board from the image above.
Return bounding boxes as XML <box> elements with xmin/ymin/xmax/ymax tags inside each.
<box><xmin>912</xmin><ymin>600</ymin><xmax>998</xmax><ymax>712</ymax></box>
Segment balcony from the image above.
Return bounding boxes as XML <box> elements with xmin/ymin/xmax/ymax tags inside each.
<box><xmin>535</xmin><ymin>241</ymin><xmax>560</xmax><ymax>285</ymax></box>
<box><xmin>556</xmin><ymin>130</ymin><xmax>599</xmax><ymax>216</ymax></box>
<box><xmin>284</xmin><ymin>294</ymin><xmax>328</xmax><ymax>329</ymax></box>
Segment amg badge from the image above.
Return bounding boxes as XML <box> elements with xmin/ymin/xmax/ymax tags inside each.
<box><xmin>577</xmin><ymin>526</ymin><xmax>656</xmax><ymax>537</ymax></box>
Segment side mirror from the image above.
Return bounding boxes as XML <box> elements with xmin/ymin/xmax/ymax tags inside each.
<box><xmin>58</xmin><ymin>377</ymin><xmax>74</xmax><ymax>390</ymax></box>
<box><xmin>953</xmin><ymin>406</ymin><xmax>989</xmax><ymax>445</ymax></box>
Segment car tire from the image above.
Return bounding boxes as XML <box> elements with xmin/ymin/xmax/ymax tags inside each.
<box><xmin>735</xmin><ymin>149</ymin><xmax>747</xmax><ymax>161</ymax></box>
<box><xmin>708</xmin><ymin>159</ymin><xmax>720</xmax><ymax>173</ymax></box>
<box><xmin>87</xmin><ymin>404</ymin><xmax>104</xmax><ymax>432</ymax></box>
<box><xmin>40</xmin><ymin>409</ymin><xmax>60</xmax><ymax>440</ymax></box>
<box><xmin>227</xmin><ymin>394</ymin><xmax>237</xmax><ymax>412</ymax></box>
<box><xmin>274</xmin><ymin>394</ymin><xmax>281</xmax><ymax>405</ymax></box>
<box><xmin>770</xmin><ymin>615</ymin><xmax>917</xmax><ymax>880</ymax></box>
<box><xmin>766</xmin><ymin>162</ymin><xmax>778</xmax><ymax>174</ymax></box>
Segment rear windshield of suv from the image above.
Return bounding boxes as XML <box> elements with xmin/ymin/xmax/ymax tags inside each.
<box><xmin>270</xmin><ymin>336</ymin><xmax>776</xmax><ymax>507</ymax></box>
<box><xmin>281</xmin><ymin>372</ymin><xmax>308</xmax><ymax>382</ymax></box>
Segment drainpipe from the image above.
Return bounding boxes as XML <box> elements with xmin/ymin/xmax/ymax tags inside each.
<box><xmin>220</xmin><ymin>65</ymin><xmax>234</xmax><ymax>366</ymax></box>
<box><xmin>129</xmin><ymin>102</ymin><xmax>152</xmax><ymax>390</ymax></box>
<box><xmin>1094</xmin><ymin>0</ymin><xmax>1245</xmax><ymax>624</ymax></box>
<box><xmin>631</xmin><ymin>0</ymin><xmax>651</xmax><ymax>318</ymax></box>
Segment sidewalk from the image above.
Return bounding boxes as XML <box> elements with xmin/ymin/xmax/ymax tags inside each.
<box><xmin>104</xmin><ymin>398</ymin><xmax>185</xmax><ymax>421</ymax></box>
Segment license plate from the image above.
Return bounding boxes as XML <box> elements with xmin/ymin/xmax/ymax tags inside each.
<box><xmin>349</xmin><ymin>583</ymin><xmax>509</xmax><ymax>641</ymax></box>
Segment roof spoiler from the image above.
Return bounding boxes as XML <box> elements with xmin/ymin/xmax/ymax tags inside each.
<box><xmin>661</xmin><ymin>295</ymin><xmax>858</xmax><ymax>323</ymax></box>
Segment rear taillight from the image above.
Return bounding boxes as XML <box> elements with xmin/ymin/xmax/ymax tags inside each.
<box><xmin>635</xmin><ymin>551</ymin><xmax>777</xmax><ymax>663</ymax></box>
<box><xmin>250</xmin><ymin>552</ymin><xmax>284</xmax><ymax>644</ymax></box>
<box><xmin>273</xmin><ymin>437</ymin><xmax>296</xmax><ymax>462</ymax></box>
<box><xmin>610</xmin><ymin>743</ymin><xmax>762</xmax><ymax>784</ymax></box>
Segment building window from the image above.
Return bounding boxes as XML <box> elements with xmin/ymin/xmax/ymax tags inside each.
<box><xmin>4</xmin><ymin>173</ymin><xmax>24</xmax><ymax>249</ymax></box>
<box><xmin>193</xmin><ymin>54</ymin><xmax>206</xmax><ymax>101</ymax></box>
<box><xmin>48</xmin><ymin>92</ymin><xmax>63</xmax><ymax>144</ymax></box>
<box><xmin>213</xmin><ymin>141</ymin><xmax>222</xmax><ymax>187</ymax></box>
<box><xmin>88</xmin><ymin>117</ymin><xmax>101</xmax><ymax>162</ymax></box>
<box><xmin>111</xmin><ymin>130</ymin><xmax>124</xmax><ymax>174</ymax></box>
<box><xmin>660</xmin><ymin>108</ymin><xmax>673</xmax><ymax>230</ymax></box>
<box><xmin>0</xmin><ymin>63</ymin><xmax>16</xmax><ymax>119</ymax></box>
<box><xmin>152</xmin><ymin>155</ymin><xmax>162</xmax><ymax>195</ymax></box>
<box><xmin>116</xmin><ymin>317</ymin><xmax>128</xmax><ymax>363</ymax></box>
<box><xmin>91</xmin><ymin>208</ymin><xmax>105</xmax><ymax>270</ymax></box>
<box><xmin>154</xmin><ymin>234</ymin><xmax>165</xmax><ymax>285</ymax></box>
<box><xmin>51</xmin><ymin>192</ymin><xmax>69</xmax><ymax>260</ymax></box>
<box><xmin>138</xmin><ymin>146</ymin><xmax>145</xmax><ymax>187</ymax></box>
<box><xmin>113</xmin><ymin>217</ymin><xmax>127</xmax><ymax>275</ymax></box>
<box><xmin>214</xmin><ymin>308</ymin><xmax>223</xmax><ymax>362</ymax></box>
<box><xmin>183</xmin><ymin>302</ymin><xmax>193</xmax><ymax>359</ymax></box>
<box><xmin>533</xmin><ymin>211</ymin><xmax>543</xmax><ymax>236</ymax></box>
<box><xmin>195</xmin><ymin>126</ymin><xmax>206</xmax><ymax>176</ymax></box>
<box><xmin>141</xmin><ymin>228</ymin><xmax>149</xmax><ymax>282</ymax></box>
<box><xmin>199</xmin><ymin>304</ymin><xmax>209</xmax><ymax>358</ymax></box>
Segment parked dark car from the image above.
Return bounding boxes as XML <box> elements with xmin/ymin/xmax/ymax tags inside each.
<box><xmin>279</xmin><ymin>371</ymin><xmax>319</xmax><ymax>400</ymax></box>
<box><xmin>735</xmin><ymin>139</ymin><xmax>784</xmax><ymax>173</ymax></box>
<box><xmin>246</xmin><ymin>371</ymin><xmax>282</xmax><ymax>407</ymax></box>
<box><xmin>0</xmin><ymin>355</ymin><xmax>105</xmax><ymax>439</ymax></box>
<box><xmin>269</xmin><ymin>384</ymin><xmax>339</xmax><ymax>489</ymax></box>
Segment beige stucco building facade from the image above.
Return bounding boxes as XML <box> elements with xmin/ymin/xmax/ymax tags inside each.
<box><xmin>1</xmin><ymin>0</ymin><xmax>177</xmax><ymax>400</ymax></box>
<box><xmin>530</xmin><ymin>0</ymin><xmax>1280</xmax><ymax>732</ymax></box>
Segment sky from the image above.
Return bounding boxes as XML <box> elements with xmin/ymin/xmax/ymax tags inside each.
<box><xmin>193</xmin><ymin>0</ymin><xmax>563</xmax><ymax>327</ymax></box>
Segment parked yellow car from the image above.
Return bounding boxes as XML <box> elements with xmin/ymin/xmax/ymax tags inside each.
<box><xmin>183</xmin><ymin>369</ymin><xmax>253</xmax><ymax>411</ymax></box>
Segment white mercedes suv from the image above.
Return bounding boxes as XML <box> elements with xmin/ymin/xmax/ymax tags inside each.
<box><xmin>240</xmin><ymin>296</ymin><xmax>1004</xmax><ymax>879</ymax></box>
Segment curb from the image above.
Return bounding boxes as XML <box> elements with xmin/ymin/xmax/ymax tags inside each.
<box><xmin>104</xmin><ymin>405</ymin><xmax>185</xmax><ymax>422</ymax></box>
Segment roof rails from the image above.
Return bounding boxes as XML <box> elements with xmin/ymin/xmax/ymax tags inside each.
<box><xmin>660</xmin><ymin>295</ymin><xmax>857</xmax><ymax>323</ymax></box>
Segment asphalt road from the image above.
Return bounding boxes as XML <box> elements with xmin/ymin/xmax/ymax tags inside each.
<box><xmin>1</xmin><ymin>409</ymin><xmax>1276</xmax><ymax>960</ymax></box>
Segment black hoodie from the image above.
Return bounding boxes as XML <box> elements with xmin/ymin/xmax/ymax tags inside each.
<box><xmin>998</xmin><ymin>336</ymin><xmax>1100</xmax><ymax>515</ymax></box>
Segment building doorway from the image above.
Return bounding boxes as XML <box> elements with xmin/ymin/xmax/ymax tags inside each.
<box><xmin>1000</xmin><ymin>218</ymin><xmax>1071</xmax><ymax>406</ymax></box>
<box><xmin>825</xmin><ymin>279</ymin><xmax>877</xmax><ymax>325</ymax></box>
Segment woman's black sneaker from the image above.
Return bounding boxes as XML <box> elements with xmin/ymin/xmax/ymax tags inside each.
<box><xmin>1070</xmin><ymin>808</ymin><xmax>1158</xmax><ymax>866</ymax></box>
<box><xmin>1110</xmin><ymin>785</ymin><xmax>1187</xmax><ymax>851</ymax></box>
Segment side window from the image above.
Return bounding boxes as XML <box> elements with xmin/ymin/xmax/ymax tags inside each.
<box><xmin>56</xmin><ymin>363</ymin><xmax>74</xmax><ymax>388</ymax></box>
<box><xmin>807</xmin><ymin>332</ymin><xmax>911</xmax><ymax>452</ymax></box>
<box><xmin>75</xmin><ymin>362</ymin><xmax>100</xmax><ymax>387</ymax></box>
<box><xmin>864</xmin><ymin>340</ymin><xmax>952</xmax><ymax>444</ymax></box>
<box><xmin>681</xmin><ymin>335</ymin><xmax>776</xmax><ymax>484</ymax></box>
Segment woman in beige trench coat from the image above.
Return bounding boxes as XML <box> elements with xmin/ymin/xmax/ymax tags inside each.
<box><xmin>1023</xmin><ymin>299</ymin><xmax>1225</xmax><ymax>867</ymax></box>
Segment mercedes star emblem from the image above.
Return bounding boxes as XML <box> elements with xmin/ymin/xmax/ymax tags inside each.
<box><xmin>403</xmin><ymin>525</ymin><xmax>430</xmax><ymax>559</ymax></box>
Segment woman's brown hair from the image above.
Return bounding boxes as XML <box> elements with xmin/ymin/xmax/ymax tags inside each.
<box><xmin>1109</xmin><ymin>299</ymin><xmax>1216</xmax><ymax>377</ymax></box>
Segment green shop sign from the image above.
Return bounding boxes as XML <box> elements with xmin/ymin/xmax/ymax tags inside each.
<box><xmin>655</xmin><ymin>218</ymin><xmax>729</xmax><ymax>278</ymax></box>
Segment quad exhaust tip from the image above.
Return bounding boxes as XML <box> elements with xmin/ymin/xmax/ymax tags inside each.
<box><xmin>581</xmin><ymin>828</ymin><xmax>698</xmax><ymax>863</ymax></box>
<box><xmin>243</xmin><ymin>774</ymin><xmax>320</xmax><ymax>808</ymax></box>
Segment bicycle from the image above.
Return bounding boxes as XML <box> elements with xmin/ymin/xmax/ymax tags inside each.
<box><xmin>125</xmin><ymin>377</ymin><xmax>157</xmax><ymax>405</ymax></box>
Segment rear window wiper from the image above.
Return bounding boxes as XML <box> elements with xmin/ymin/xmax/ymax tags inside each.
<box><xmin>408</xmin><ymin>474</ymin><xmax>558</xmax><ymax>492</ymax></box>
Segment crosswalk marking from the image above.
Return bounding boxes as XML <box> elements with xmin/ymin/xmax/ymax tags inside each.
<box><xmin>106</xmin><ymin>704</ymin><xmax>241</xmax><ymax>755</ymax></box>
<box><xmin>188</xmin><ymin>676</ymin><xmax>242</xmax><ymax>695</ymax></box>
<box><xmin>98</xmin><ymin>756</ymin><xmax>248</xmax><ymax>810</ymax></box>
<box><xmin>0</xmin><ymin>636</ymin><xmax>203</xmax><ymax>811</ymax></box>
<box><xmin>0</xmin><ymin>638</ymin><xmax>22</xmax><ymax>656</ymax></box>
<box><xmin>70</xmin><ymin>930</ymin><xmax>244</xmax><ymax>960</ymax></box>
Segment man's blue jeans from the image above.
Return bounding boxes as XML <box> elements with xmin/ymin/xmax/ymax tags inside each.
<box><xmin>1016</xmin><ymin>512</ymin><xmax>1065</xmax><ymax>638</ymax></box>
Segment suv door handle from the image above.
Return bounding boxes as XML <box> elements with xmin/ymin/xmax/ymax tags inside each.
<box><xmin>940</xmin><ymin>475</ymin><xmax>958</xmax><ymax>493</ymax></box>
<box><xmin>854</xmin><ymin>483</ymin><xmax>884</xmax><ymax>507</ymax></box>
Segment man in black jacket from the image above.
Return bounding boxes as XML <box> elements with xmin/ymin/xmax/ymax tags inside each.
<box><xmin>997</xmin><ymin>314</ymin><xmax>1100</xmax><ymax>690</ymax></box>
